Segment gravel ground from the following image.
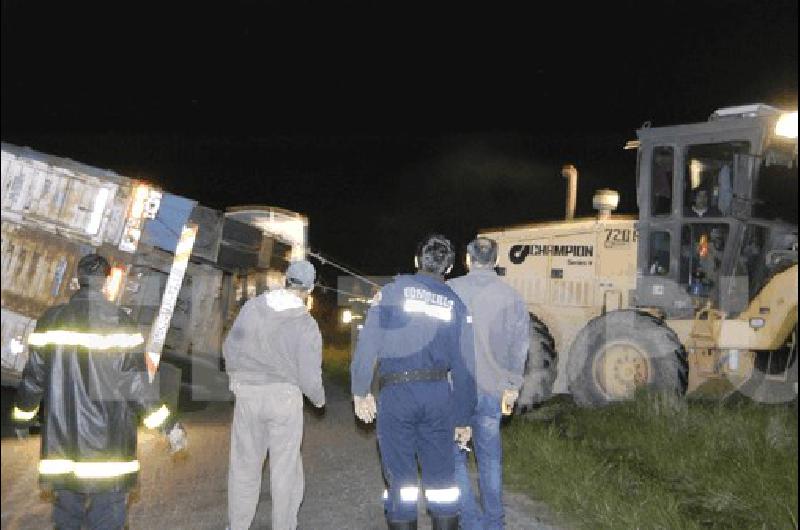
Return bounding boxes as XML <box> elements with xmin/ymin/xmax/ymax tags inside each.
<box><xmin>1</xmin><ymin>381</ymin><xmax>561</xmax><ymax>529</ymax></box>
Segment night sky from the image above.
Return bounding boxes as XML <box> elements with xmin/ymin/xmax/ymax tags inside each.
<box><xmin>2</xmin><ymin>0</ymin><xmax>797</xmax><ymax>284</ymax></box>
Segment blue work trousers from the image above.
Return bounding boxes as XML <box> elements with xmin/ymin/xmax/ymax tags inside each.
<box><xmin>454</xmin><ymin>393</ymin><xmax>504</xmax><ymax>530</ymax></box>
<box><xmin>377</xmin><ymin>380</ymin><xmax>459</xmax><ymax>523</ymax></box>
<box><xmin>53</xmin><ymin>489</ymin><xmax>127</xmax><ymax>530</ymax></box>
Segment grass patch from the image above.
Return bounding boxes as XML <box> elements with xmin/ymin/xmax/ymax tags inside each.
<box><xmin>503</xmin><ymin>392</ymin><xmax>798</xmax><ymax>529</ymax></box>
<box><xmin>322</xmin><ymin>344</ymin><xmax>351</xmax><ymax>389</ymax></box>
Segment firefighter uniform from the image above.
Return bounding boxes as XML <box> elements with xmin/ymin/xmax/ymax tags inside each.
<box><xmin>351</xmin><ymin>272</ymin><xmax>476</xmax><ymax>528</ymax></box>
<box><xmin>12</xmin><ymin>276</ymin><xmax>174</xmax><ymax>529</ymax></box>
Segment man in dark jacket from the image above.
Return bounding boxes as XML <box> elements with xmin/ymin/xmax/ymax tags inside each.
<box><xmin>448</xmin><ymin>238</ymin><xmax>530</xmax><ymax>530</ymax></box>
<box><xmin>11</xmin><ymin>253</ymin><xmax>186</xmax><ymax>530</ymax></box>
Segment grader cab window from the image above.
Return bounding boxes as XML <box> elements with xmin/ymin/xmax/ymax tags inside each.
<box><xmin>684</xmin><ymin>141</ymin><xmax>751</xmax><ymax>218</ymax></box>
<box><xmin>647</xmin><ymin>231</ymin><xmax>671</xmax><ymax>276</ymax></box>
<box><xmin>680</xmin><ymin>223</ymin><xmax>729</xmax><ymax>298</ymax></box>
<box><xmin>651</xmin><ymin>146</ymin><xmax>674</xmax><ymax>216</ymax></box>
<box><xmin>753</xmin><ymin>158</ymin><xmax>798</xmax><ymax>223</ymax></box>
<box><xmin>736</xmin><ymin>224</ymin><xmax>769</xmax><ymax>299</ymax></box>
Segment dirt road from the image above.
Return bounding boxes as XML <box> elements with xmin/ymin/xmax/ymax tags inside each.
<box><xmin>1</xmin><ymin>381</ymin><xmax>560</xmax><ymax>529</ymax></box>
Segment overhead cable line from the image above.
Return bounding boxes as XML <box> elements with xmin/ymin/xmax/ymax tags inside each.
<box><xmin>307</xmin><ymin>249</ymin><xmax>382</xmax><ymax>289</ymax></box>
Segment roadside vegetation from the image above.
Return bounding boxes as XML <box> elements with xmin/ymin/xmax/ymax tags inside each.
<box><xmin>503</xmin><ymin>392</ymin><xmax>798</xmax><ymax>529</ymax></box>
<box><xmin>321</xmin><ymin>342</ymin><xmax>797</xmax><ymax>529</ymax></box>
<box><xmin>322</xmin><ymin>344</ymin><xmax>351</xmax><ymax>389</ymax></box>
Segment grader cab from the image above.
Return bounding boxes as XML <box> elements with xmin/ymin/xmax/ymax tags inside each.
<box><xmin>483</xmin><ymin>105</ymin><xmax>798</xmax><ymax>408</ymax></box>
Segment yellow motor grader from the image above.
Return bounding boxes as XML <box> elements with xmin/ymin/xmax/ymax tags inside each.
<box><xmin>481</xmin><ymin>105</ymin><xmax>798</xmax><ymax>407</ymax></box>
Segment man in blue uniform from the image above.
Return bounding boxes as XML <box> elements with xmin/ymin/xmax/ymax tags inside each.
<box><xmin>351</xmin><ymin>234</ymin><xmax>477</xmax><ymax>530</ymax></box>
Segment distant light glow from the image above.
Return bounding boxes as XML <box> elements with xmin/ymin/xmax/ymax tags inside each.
<box><xmin>775</xmin><ymin>111</ymin><xmax>798</xmax><ymax>139</ymax></box>
<box><xmin>342</xmin><ymin>309</ymin><xmax>353</xmax><ymax>324</ymax></box>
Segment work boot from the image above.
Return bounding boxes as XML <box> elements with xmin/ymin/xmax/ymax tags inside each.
<box><xmin>431</xmin><ymin>514</ymin><xmax>459</xmax><ymax>530</ymax></box>
<box><xmin>387</xmin><ymin>519</ymin><xmax>417</xmax><ymax>530</ymax></box>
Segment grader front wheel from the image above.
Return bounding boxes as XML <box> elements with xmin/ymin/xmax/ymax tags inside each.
<box><xmin>568</xmin><ymin>310</ymin><xmax>688</xmax><ymax>407</ymax></box>
<box><xmin>593</xmin><ymin>341</ymin><xmax>651</xmax><ymax>401</ymax></box>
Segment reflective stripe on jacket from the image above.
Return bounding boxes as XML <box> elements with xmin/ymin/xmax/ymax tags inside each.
<box><xmin>350</xmin><ymin>273</ymin><xmax>477</xmax><ymax>426</ymax></box>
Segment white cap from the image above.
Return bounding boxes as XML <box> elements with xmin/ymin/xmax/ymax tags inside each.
<box><xmin>286</xmin><ymin>260</ymin><xmax>316</xmax><ymax>290</ymax></box>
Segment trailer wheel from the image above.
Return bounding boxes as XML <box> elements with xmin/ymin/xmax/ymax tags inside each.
<box><xmin>516</xmin><ymin>313</ymin><xmax>557</xmax><ymax>412</ymax></box>
<box><xmin>567</xmin><ymin>310</ymin><xmax>688</xmax><ymax>407</ymax></box>
<box><xmin>738</xmin><ymin>326</ymin><xmax>798</xmax><ymax>404</ymax></box>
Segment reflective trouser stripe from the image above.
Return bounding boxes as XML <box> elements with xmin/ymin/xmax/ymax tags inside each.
<box><xmin>384</xmin><ymin>486</ymin><xmax>457</xmax><ymax>504</ymax></box>
<box><xmin>39</xmin><ymin>459</ymin><xmax>140</xmax><ymax>478</ymax></box>
<box><xmin>424</xmin><ymin>487</ymin><xmax>460</xmax><ymax>503</ymax></box>
<box><xmin>382</xmin><ymin>486</ymin><xmax>420</xmax><ymax>502</ymax></box>
<box><xmin>400</xmin><ymin>486</ymin><xmax>419</xmax><ymax>502</ymax></box>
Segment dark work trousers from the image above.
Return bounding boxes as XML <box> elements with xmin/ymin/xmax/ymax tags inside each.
<box><xmin>53</xmin><ymin>489</ymin><xmax>127</xmax><ymax>530</ymax></box>
<box><xmin>377</xmin><ymin>380</ymin><xmax>460</xmax><ymax>523</ymax></box>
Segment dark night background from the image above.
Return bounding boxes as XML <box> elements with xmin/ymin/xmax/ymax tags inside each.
<box><xmin>2</xmin><ymin>0</ymin><xmax>797</xmax><ymax>285</ymax></box>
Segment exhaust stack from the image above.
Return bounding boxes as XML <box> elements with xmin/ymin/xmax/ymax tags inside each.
<box><xmin>561</xmin><ymin>164</ymin><xmax>578</xmax><ymax>220</ymax></box>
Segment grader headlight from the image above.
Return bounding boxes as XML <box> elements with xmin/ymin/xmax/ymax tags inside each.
<box><xmin>775</xmin><ymin>111</ymin><xmax>798</xmax><ymax>139</ymax></box>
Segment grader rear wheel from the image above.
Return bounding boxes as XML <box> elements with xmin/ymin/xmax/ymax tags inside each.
<box><xmin>567</xmin><ymin>310</ymin><xmax>688</xmax><ymax>407</ymax></box>
<box><xmin>516</xmin><ymin>313</ymin><xmax>557</xmax><ymax>412</ymax></box>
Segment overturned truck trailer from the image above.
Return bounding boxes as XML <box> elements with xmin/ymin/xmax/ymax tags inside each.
<box><xmin>1</xmin><ymin>142</ymin><xmax>308</xmax><ymax>405</ymax></box>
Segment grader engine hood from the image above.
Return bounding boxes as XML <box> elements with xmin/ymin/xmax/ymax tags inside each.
<box><xmin>482</xmin><ymin>216</ymin><xmax>639</xmax><ymax>395</ymax></box>
<box><xmin>486</xmin><ymin>218</ymin><xmax>638</xmax><ymax>308</ymax></box>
